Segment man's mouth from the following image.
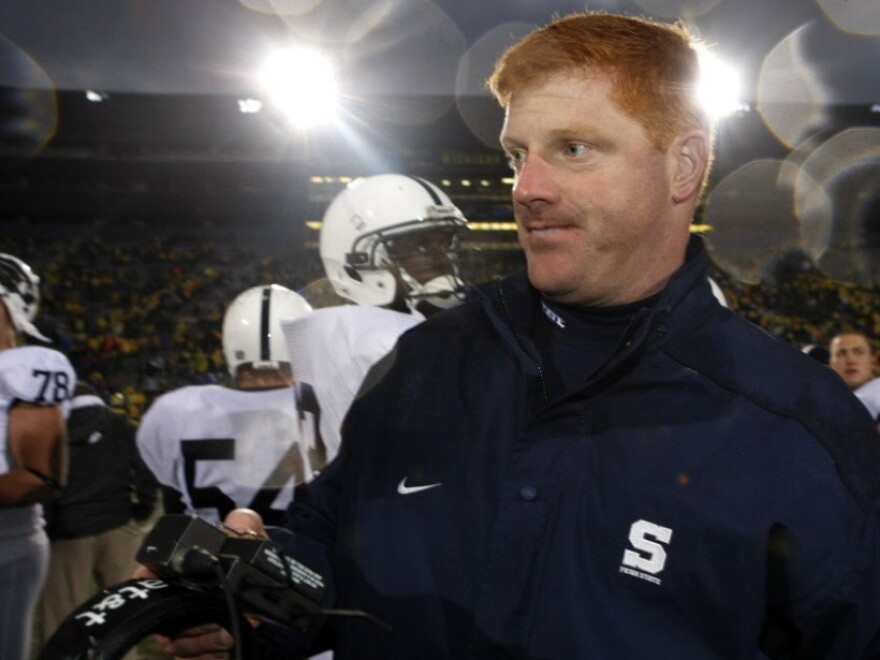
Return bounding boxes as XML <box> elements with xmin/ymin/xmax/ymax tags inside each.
<box><xmin>525</xmin><ymin>222</ymin><xmax>573</xmax><ymax>234</ymax></box>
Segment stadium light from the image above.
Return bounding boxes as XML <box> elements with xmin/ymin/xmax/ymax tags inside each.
<box><xmin>696</xmin><ymin>49</ymin><xmax>747</xmax><ymax>121</ymax></box>
<box><xmin>259</xmin><ymin>47</ymin><xmax>338</xmax><ymax>128</ymax></box>
<box><xmin>237</xmin><ymin>98</ymin><xmax>263</xmax><ymax>114</ymax></box>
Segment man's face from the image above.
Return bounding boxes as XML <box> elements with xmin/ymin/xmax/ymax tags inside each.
<box><xmin>384</xmin><ymin>227</ymin><xmax>459</xmax><ymax>286</ymax></box>
<box><xmin>829</xmin><ymin>334</ymin><xmax>877</xmax><ymax>390</ymax></box>
<box><xmin>382</xmin><ymin>226</ymin><xmax>466</xmax><ymax>315</ymax></box>
<box><xmin>499</xmin><ymin>71</ymin><xmax>695</xmax><ymax>307</ymax></box>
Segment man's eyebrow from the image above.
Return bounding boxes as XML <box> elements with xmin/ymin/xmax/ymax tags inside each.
<box><xmin>499</xmin><ymin>135</ymin><xmax>524</xmax><ymax>149</ymax></box>
<box><xmin>503</xmin><ymin>126</ymin><xmax>601</xmax><ymax>144</ymax></box>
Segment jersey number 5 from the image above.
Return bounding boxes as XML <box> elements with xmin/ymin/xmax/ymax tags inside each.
<box><xmin>180</xmin><ymin>383</ymin><xmax>325</xmax><ymax>526</ymax></box>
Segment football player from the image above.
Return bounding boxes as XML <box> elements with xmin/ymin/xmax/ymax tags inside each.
<box><xmin>282</xmin><ymin>174</ymin><xmax>471</xmax><ymax>458</ymax></box>
<box><xmin>136</xmin><ymin>284</ymin><xmax>317</xmax><ymax>526</ymax></box>
<box><xmin>0</xmin><ymin>252</ymin><xmax>75</xmax><ymax>660</ymax></box>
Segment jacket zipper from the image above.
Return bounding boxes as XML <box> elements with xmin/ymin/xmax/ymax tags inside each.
<box><xmin>497</xmin><ymin>282</ymin><xmax>551</xmax><ymax>406</ymax></box>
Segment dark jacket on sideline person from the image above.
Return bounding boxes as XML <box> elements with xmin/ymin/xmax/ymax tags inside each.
<box><xmin>44</xmin><ymin>385</ymin><xmax>158</xmax><ymax>539</ymax></box>
<box><xmin>276</xmin><ymin>236</ymin><xmax>880</xmax><ymax>659</ymax></box>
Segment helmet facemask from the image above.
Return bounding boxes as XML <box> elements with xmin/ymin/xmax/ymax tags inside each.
<box><xmin>0</xmin><ymin>253</ymin><xmax>49</xmax><ymax>342</ymax></box>
<box><xmin>345</xmin><ymin>218</ymin><xmax>469</xmax><ymax>318</ymax></box>
<box><xmin>319</xmin><ymin>174</ymin><xmax>472</xmax><ymax>310</ymax></box>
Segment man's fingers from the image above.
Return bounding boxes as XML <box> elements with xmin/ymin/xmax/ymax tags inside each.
<box><xmin>131</xmin><ymin>565</ymin><xmax>157</xmax><ymax>580</ymax></box>
<box><xmin>175</xmin><ymin>624</ymin><xmax>229</xmax><ymax>639</ymax></box>
<box><xmin>162</xmin><ymin>624</ymin><xmax>235</xmax><ymax>657</ymax></box>
<box><xmin>223</xmin><ymin>508</ymin><xmax>268</xmax><ymax>539</ymax></box>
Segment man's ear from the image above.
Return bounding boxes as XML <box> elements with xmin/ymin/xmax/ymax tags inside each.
<box><xmin>671</xmin><ymin>130</ymin><xmax>708</xmax><ymax>204</ymax></box>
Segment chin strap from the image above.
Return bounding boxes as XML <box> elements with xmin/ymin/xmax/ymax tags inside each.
<box><xmin>400</xmin><ymin>272</ymin><xmax>465</xmax><ymax>317</ymax></box>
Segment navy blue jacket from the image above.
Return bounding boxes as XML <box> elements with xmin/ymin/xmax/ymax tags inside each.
<box><xmin>282</xmin><ymin>238</ymin><xmax>880</xmax><ymax>659</ymax></box>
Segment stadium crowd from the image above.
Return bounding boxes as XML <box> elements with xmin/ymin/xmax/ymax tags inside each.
<box><xmin>710</xmin><ymin>259</ymin><xmax>880</xmax><ymax>350</ymax></box>
<box><xmin>1</xmin><ymin>231</ymin><xmax>877</xmax><ymax>422</ymax></box>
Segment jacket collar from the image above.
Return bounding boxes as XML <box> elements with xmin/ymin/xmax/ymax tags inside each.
<box><xmin>471</xmin><ymin>235</ymin><xmax>716</xmax><ymax>402</ymax></box>
<box><xmin>478</xmin><ymin>234</ymin><xmax>712</xmax><ymax>334</ymax></box>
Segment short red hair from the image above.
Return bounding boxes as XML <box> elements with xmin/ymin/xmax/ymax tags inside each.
<box><xmin>487</xmin><ymin>12</ymin><xmax>709</xmax><ymax>151</ymax></box>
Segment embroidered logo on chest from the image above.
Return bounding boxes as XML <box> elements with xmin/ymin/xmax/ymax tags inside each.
<box><xmin>540</xmin><ymin>300</ymin><xmax>566</xmax><ymax>329</ymax></box>
<box><xmin>619</xmin><ymin>519</ymin><xmax>673</xmax><ymax>585</ymax></box>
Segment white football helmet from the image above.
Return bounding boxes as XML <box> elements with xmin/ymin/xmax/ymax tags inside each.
<box><xmin>222</xmin><ymin>284</ymin><xmax>312</xmax><ymax>377</ymax></box>
<box><xmin>0</xmin><ymin>252</ymin><xmax>49</xmax><ymax>341</ymax></box>
<box><xmin>319</xmin><ymin>174</ymin><xmax>469</xmax><ymax>314</ymax></box>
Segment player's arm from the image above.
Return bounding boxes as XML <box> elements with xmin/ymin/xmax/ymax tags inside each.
<box><xmin>134</xmin><ymin>396</ymin><xmax>186</xmax><ymax>512</ymax></box>
<box><xmin>0</xmin><ymin>401</ymin><xmax>67</xmax><ymax>505</ymax></box>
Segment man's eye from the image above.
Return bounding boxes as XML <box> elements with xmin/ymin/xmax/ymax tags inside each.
<box><xmin>506</xmin><ymin>150</ymin><xmax>526</xmax><ymax>169</ymax></box>
<box><xmin>565</xmin><ymin>143</ymin><xmax>590</xmax><ymax>157</ymax></box>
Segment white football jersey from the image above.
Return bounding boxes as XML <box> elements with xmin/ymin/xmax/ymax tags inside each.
<box><xmin>136</xmin><ymin>384</ymin><xmax>324</xmax><ymax>525</ymax></box>
<box><xmin>855</xmin><ymin>377</ymin><xmax>880</xmax><ymax>422</ymax></box>
<box><xmin>0</xmin><ymin>345</ymin><xmax>75</xmax><ymax>539</ymax></box>
<box><xmin>281</xmin><ymin>305</ymin><xmax>420</xmax><ymax>460</ymax></box>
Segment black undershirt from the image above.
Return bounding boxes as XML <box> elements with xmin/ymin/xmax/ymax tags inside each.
<box><xmin>533</xmin><ymin>293</ymin><xmax>659</xmax><ymax>400</ymax></box>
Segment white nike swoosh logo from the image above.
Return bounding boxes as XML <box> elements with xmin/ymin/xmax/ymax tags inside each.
<box><xmin>397</xmin><ymin>477</ymin><xmax>442</xmax><ymax>495</ymax></box>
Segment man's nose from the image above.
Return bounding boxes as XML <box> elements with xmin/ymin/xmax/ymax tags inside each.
<box><xmin>512</xmin><ymin>156</ymin><xmax>559</xmax><ymax>210</ymax></box>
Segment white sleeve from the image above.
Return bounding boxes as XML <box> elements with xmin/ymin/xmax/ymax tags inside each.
<box><xmin>135</xmin><ymin>393</ymin><xmax>181</xmax><ymax>488</ymax></box>
<box><xmin>855</xmin><ymin>378</ymin><xmax>880</xmax><ymax>421</ymax></box>
<box><xmin>282</xmin><ymin>306</ymin><xmax>420</xmax><ymax>458</ymax></box>
<box><xmin>0</xmin><ymin>346</ymin><xmax>76</xmax><ymax>416</ymax></box>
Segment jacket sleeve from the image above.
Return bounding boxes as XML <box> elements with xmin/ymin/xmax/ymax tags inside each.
<box><xmin>257</xmin><ymin>441</ymin><xmax>351</xmax><ymax>657</ymax></box>
<box><xmin>761</xmin><ymin>418</ymin><xmax>880</xmax><ymax>659</ymax></box>
<box><xmin>766</xmin><ymin>507</ymin><xmax>880</xmax><ymax>659</ymax></box>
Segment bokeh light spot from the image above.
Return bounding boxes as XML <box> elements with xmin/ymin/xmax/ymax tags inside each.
<box><xmin>756</xmin><ymin>24</ymin><xmax>829</xmax><ymax>149</ymax></box>
<box><xmin>238</xmin><ymin>0</ymin><xmax>323</xmax><ymax>15</ymax></box>
<box><xmin>793</xmin><ymin>128</ymin><xmax>880</xmax><ymax>283</ymax></box>
<box><xmin>817</xmin><ymin>0</ymin><xmax>880</xmax><ymax>36</ymax></box>
<box><xmin>705</xmin><ymin>159</ymin><xmax>811</xmax><ymax>282</ymax></box>
<box><xmin>0</xmin><ymin>35</ymin><xmax>58</xmax><ymax>159</ymax></box>
<box><xmin>455</xmin><ymin>22</ymin><xmax>533</xmax><ymax>150</ymax></box>
<box><xmin>633</xmin><ymin>0</ymin><xmax>724</xmax><ymax>19</ymax></box>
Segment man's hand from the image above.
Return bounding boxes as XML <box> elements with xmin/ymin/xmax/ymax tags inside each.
<box><xmin>222</xmin><ymin>507</ymin><xmax>268</xmax><ymax>539</ymax></box>
<box><xmin>155</xmin><ymin>624</ymin><xmax>235</xmax><ymax>659</ymax></box>
<box><xmin>131</xmin><ymin>508</ymin><xmax>267</xmax><ymax>659</ymax></box>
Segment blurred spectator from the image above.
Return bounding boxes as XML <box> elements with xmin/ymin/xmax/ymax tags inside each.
<box><xmin>828</xmin><ymin>330</ymin><xmax>880</xmax><ymax>427</ymax></box>
<box><xmin>38</xmin><ymin>381</ymin><xmax>159</xmax><ymax>642</ymax></box>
